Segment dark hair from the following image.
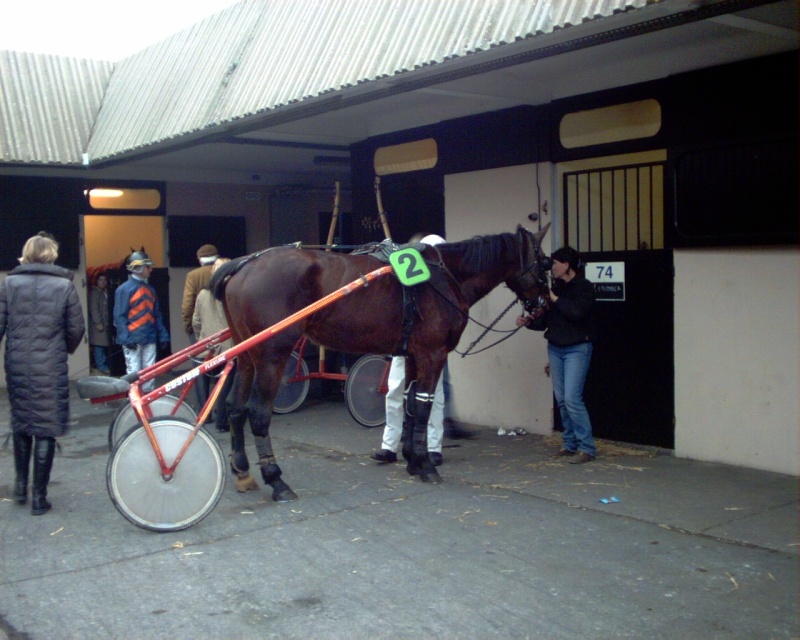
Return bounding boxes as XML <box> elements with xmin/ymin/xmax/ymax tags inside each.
<box><xmin>551</xmin><ymin>246</ymin><xmax>581</xmax><ymax>272</ymax></box>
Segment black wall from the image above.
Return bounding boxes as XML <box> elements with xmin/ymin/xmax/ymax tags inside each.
<box><xmin>167</xmin><ymin>216</ymin><xmax>247</xmax><ymax>266</ymax></box>
<box><xmin>350</xmin><ymin>52</ymin><xmax>798</xmax><ymax>248</ymax></box>
<box><xmin>0</xmin><ymin>177</ymin><xmax>83</xmax><ymax>270</ymax></box>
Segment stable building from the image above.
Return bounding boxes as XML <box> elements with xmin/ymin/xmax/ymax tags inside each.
<box><xmin>1</xmin><ymin>0</ymin><xmax>797</xmax><ymax>475</ymax></box>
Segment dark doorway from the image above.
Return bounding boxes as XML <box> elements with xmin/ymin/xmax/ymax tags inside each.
<box><xmin>350</xmin><ymin>171</ymin><xmax>444</xmax><ymax>245</ymax></box>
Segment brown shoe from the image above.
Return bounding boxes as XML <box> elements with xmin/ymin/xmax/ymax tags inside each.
<box><xmin>569</xmin><ymin>452</ymin><xmax>595</xmax><ymax>465</ymax></box>
<box><xmin>553</xmin><ymin>449</ymin><xmax>576</xmax><ymax>458</ymax></box>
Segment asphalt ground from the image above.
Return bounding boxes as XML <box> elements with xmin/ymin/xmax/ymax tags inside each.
<box><xmin>0</xmin><ymin>383</ymin><xmax>797</xmax><ymax>639</ymax></box>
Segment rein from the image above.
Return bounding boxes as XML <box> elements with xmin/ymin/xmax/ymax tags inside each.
<box><xmin>457</xmin><ymin>297</ymin><xmax>524</xmax><ymax>357</ymax></box>
<box><xmin>424</xmin><ymin>232</ymin><xmax>546</xmax><ymax>357</ymax></box>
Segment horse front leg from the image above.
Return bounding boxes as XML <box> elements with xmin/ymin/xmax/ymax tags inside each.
<box><xmin>401</xmin><ymin>380</ymin><xmax>442</xmax><ymax>484</ymax></box>
<box><xmin>228</xmin><ymin>362</ymin><xmax>259</xmax><ymax>492</ymax></box>
<box><xmin>248</xmin><ymin>361</ymin><xmax>298</xmax><ymax>502</ymax></box>
<box><xmin>229</xmin><ymin>408</ymin><xmax>259</xmax><ymax>493</ymax></box>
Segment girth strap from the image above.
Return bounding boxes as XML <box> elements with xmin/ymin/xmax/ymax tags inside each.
<box><xmin>397</xmin><ymin>284</ymin><xmax>418</xmax><ymax>356</ymax></box>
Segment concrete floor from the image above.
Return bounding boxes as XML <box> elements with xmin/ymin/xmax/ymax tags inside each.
<box><xmin>0</xmin><ymin>387</ymin><xmax>797</xmax><ymax>639</ymax></box>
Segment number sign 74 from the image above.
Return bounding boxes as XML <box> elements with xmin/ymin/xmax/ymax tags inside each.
<box><xmin>595</xmin><ymin>264</ymin><xmax>614</xmax><ymax>280</ymax></box>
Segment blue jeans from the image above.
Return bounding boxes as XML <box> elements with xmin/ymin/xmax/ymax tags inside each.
<box><xmin>548</xmin><ymin>342</ymin><xmax>596</xmax><ymax>457</ymax></box>
<box><xmin>92</xmin><ymin>345</ymin><xmax>110</xmax><ymax>374</ymax></box>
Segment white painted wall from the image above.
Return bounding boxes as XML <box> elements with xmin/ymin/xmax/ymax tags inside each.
<box><xmin>444</xmin><ymin>164</ymin><xmax>555</xmax><ymax>434</ymax></box>
<box><xmin>674</xmin><ymin>247</ymin><xmax>799</xmax><ymax>476</ymax></box>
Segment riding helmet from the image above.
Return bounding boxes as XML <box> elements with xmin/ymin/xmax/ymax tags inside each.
<box><xmin>127</xmin><ymin>251</ymin><xmax>153</xmax><ymax>271</ymax></box>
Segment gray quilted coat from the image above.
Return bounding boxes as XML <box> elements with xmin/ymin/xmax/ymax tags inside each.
<box><xmin>0</xmin><ymin>263</ymin><xmax>85</xmax><ymax>437</ymax></box>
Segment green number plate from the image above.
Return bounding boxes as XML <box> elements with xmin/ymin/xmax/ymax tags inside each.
<box><xmin>389</xmin><ymin>248</ymin><xmax>431</xmax><ymax>286</ymax></box>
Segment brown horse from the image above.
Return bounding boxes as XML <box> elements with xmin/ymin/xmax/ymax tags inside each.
<box><xmin>209</xmin><ymin>224</ymin><xmax>550</xmax><ymax>500</ymax></box>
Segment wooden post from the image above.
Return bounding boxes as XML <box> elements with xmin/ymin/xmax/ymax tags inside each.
<box><xmin>374</xmin><ymin>176</ymin><xmax>392</xmax><ymax>241</ymax></box>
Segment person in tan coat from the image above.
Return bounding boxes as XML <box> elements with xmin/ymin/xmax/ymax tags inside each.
<box><xmin>182</xmin><ymin>244</ymin><xmax>218</xmax><ymax>338</ymax></box>
<box><xmin>182</xmin><ymin>244</ymin><xmax>218</xmax><ymax>412</ymax></box>
<box><xmin>192</xmin><ymin>258</ymin><xmax>233</xmax><ymax>432</ymax></box>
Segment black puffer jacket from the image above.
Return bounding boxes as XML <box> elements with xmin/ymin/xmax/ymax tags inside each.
<box><xmin>0</xmin><ymin>263</ymin><xmax>85</xmax><ymax>437</ymax></box>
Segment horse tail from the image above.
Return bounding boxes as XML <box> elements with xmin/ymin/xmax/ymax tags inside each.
<box><xmin>209</xmin><ymin>257</ymin><xmax>244</xmax><ymax>301</ymax></box>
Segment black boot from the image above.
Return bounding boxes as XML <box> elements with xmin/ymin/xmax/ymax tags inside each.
<box><xmin>260</xmin><ymin>463</ymin><xmax>298</xmax><ymax>502</ymax></box>
<box><xmin>13</xmin><ymin>433</ymin><xmax>33</xmax><ymax>505</ymax></box>
<box><xmin>31</xmin><ymin>437</ymin><xmax>56</xmax><ymax>516</ymax></box>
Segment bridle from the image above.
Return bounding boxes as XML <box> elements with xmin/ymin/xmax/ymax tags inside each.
<box><xmin>420</xmin><ymin>227</ymin><xmax>553</xmax><ymax>357</ymax></box>
<box><xmin>511</xmin><ymin>227</ymin><xmax>550</xmax><ymax>315</ymax></box>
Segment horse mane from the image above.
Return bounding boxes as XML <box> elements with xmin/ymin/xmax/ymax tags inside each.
<box><xmin>439</xmin><ymin>232</ymin><xmax>518</xmax><ymax>273</ymax></box>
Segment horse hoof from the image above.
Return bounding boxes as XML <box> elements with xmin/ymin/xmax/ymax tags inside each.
<box><xmin>235</xmin><ymin>474</ymin><xmax>260</xmax><ymax>493</ymax></box>
<box><xmin>419</xmin><ymin>470</ymin><xmax>442</xmax><ymax>484</ymax></box>
<box><xmin>272</xmin><ymin>488</ymin><xmax>298</xmax><ymax>502</ymax></box>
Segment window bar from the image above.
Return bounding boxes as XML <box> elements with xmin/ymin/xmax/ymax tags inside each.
<box><xmin>598</xmin><ymin>170</ymin><xmax>605</xmax><ymax>252</ymax></box>
<box><xmin>650</xmin><ymin>165</ymin><xmax>655</xmax><ymax>249</ymax></box>
<box><xmin>587</xmin><ymin>171</ymin><xmax>592</xmax><ymax>252</ymax></box>
<box><xmin>623</xmin><ymin>168</ymin><xmax>629</xmax><ymax>250</ymax></box>
<box><xmin>635</xmin><ymin>167</ymin><xmax>642</xmax><ymax>250</ymax></box>
<box><xmin>611</xmin><ymin>169</ymin><xmax>617</xmax><ymax>252</ymax></box>
<box><xmin>574</xmin><ymin>174</ymin><xmax>581</xmax><ymax>251</ymax></box>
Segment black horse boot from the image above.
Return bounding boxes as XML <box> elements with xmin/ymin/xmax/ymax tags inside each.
<box><xmin>31</xmin><ymin>436</ymin><xmax>56</xmax><ymax>516</ymax></box>
<box><xmin>13</xmin><ymin>433</ymin><xmax>33</xmax><ymax>504</ymax></box>
<box><xmin>261</xmin><ymin>463</ymin><xmax>298</xmax><ymax>502</ymax></box>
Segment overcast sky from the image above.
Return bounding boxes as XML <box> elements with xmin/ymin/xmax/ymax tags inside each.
<box><xmin>0</xmin><ymin>0</ymin><xmax>240</xmax><ymax>61</ymax></box>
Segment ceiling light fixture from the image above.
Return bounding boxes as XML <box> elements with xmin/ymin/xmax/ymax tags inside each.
<box><xmin>89</xmin><ymin>188</ymin><xmax>124</xmax><ymax>198</ymax></box>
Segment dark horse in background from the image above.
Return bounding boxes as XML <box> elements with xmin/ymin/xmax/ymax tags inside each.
<box><xmin>209</xmin><ymin>224</ymin><xmax>551</xmax><ymax>501</ymax></box>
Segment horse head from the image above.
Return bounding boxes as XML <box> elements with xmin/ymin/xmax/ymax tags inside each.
<box><xmin>507</xmin><ymin>223</ymin><xmax>551</xmax><ymax>312</ymax></box>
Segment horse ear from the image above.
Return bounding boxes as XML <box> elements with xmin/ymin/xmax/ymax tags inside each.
<box><xmin>534</xmin><ymin>222</ymin><xmax>551</xmax><ymax>245</ymax></box>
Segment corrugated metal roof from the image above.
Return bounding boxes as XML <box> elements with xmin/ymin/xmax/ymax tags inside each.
<box><xmin>0</xmin><ymin>51</ymin><xmax>113</xmax><ymax>164</ymax></box>
<box><xmin>2</xmin><ymin>0</ymin><xmax>653</xmax><ymax>165</ymax></box>
<box><xmin>88</xmin><ymin>0</ymin><xmax>650</xmax><ymax>162</ymax></box>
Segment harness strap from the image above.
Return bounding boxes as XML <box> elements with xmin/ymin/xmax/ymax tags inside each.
<box><xmin>397</xmin><ymin>285</ymin><xmax>418</xmax><ymax>356</ymax></box>
<box><xmin>226</xmin><ymin>246</ymin><xmax>275</xmax><ymax>280</ymax></box>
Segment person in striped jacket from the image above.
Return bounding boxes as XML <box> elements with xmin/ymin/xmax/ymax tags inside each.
<box><xmin>113</xmin><ymin>250</ymin><xmax>170</xmax><ymax>392</ymax></box>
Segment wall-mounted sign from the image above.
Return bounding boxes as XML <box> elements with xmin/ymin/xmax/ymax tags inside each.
<box><xmin>586</xmin><ymin>261</ymin><xmax>625</xmax><ymax>301</ymax></box>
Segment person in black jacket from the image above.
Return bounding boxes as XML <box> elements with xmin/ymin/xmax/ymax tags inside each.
<box><xmin>0</xmin><ymin>233</ymin><xmax>85</xmax><ymax>514</ymax></box>
<box><xmin>517</xmin><ymin>246</ymin><xmax>597</xmax><ymax>464</ymax></box>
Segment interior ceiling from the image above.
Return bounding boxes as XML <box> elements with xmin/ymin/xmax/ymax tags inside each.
<box><xmin>116</xmin><ymin>1</ymin><xmax>797</xmax><ymax>187</ymax></box>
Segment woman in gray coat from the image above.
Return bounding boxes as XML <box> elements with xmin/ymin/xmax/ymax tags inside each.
<box><xmin>0</xmin><ymin>233</ymin><xmax>85</xmax><ymax>515</ymax></box>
